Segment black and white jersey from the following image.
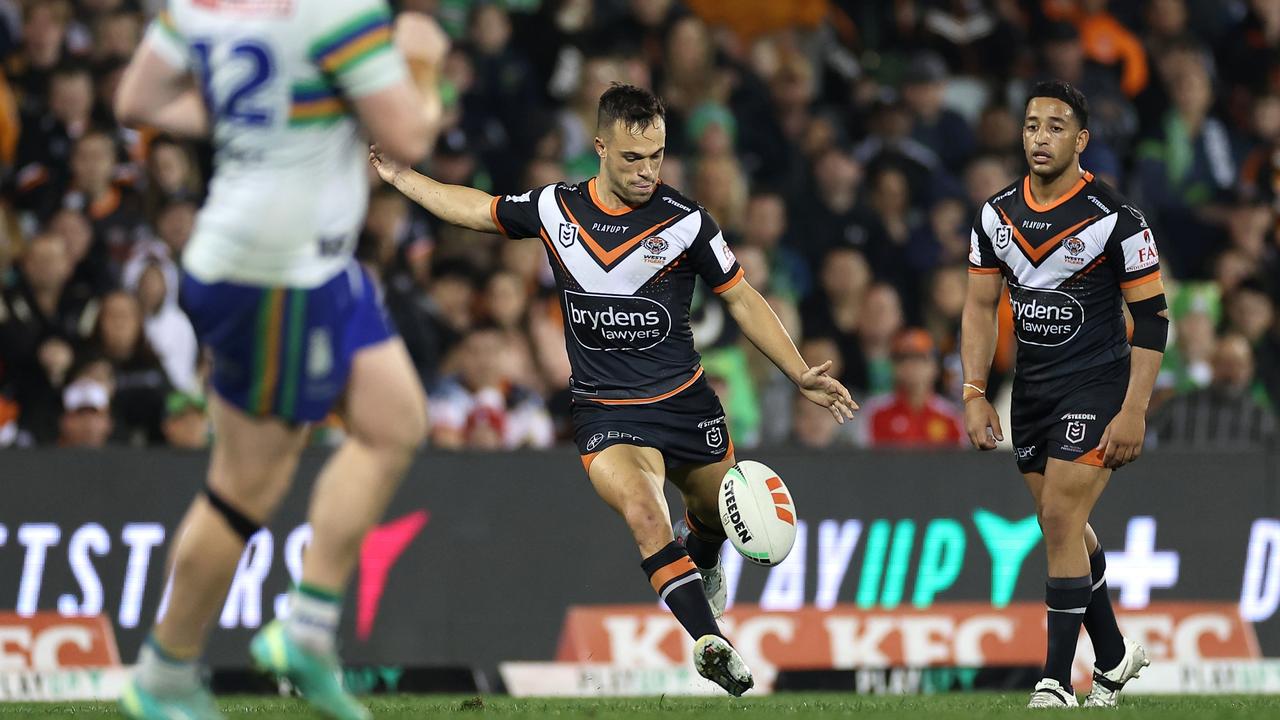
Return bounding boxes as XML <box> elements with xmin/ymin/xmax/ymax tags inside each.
<box><xmin>492</xmin><ymin>178</ymin><xmax>744</xmax><ymax>404</ymax></box>
<box><xmin>969</xmin><ymin>171</ymin><xmax>1162</xmax><ymax>383</ymax></box>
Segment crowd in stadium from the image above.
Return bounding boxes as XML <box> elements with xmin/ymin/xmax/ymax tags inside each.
<box><xmin>0</xmin><ymin>0</ymin><xmax>1276</xmax><ymax>451</ymax></box>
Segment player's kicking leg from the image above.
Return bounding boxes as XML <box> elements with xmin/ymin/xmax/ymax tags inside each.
<box><xmin>586</xmin><ymin>445</ymin><xmax>753</xmax><ymax>696</ymax></box>
<box><xmin>121</xmin><ymin>395</ymin><xmax>309</xmax><ymax>720</ymax></box>
<box><xmin>1024</xmin><ymin>459</ymin><xmax>1147</xmax><ymax>708</ymax></box>
<box><xmin>670</xmin><ymin>453</ymin><xmax>736</xmax><ymax>618</ymax></box>
<box><xmin>251</xmin><ymin>339</ymin><xmax>427</xmax><ymax>720</ymax></box>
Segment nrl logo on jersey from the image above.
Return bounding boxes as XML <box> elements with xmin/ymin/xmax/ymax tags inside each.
<box><xmin>558</xmin><ymin>222</ymin><xmax>579</xmax><ymax>247</ymax></box>
<box><xmin>994</xmin><ymin>225</ymin><xmax>1012</xmax><ymax>249</ymax></box>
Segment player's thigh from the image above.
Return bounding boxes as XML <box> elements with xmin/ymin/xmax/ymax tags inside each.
<box><xmin>207</xmin><ymin>392</ymin><xmax>309</xmax><ymax>519</ymax></box>
<box><xmin>669</xmin><ymin>451</ymin><xmax>737</xmax><ymax>516</ymax></box>
<box><xmin>587</xmin><ymin>443</ymin><xmax>668</xmax><ymax>521</ymax></box>
<box><xmin>341</xmin><ymin>337</ymin><xmax>428</xmax><ymax>450</ymax></box>
<box><xmin>1040</xmin><ymin>457</ymin><xmax>1112</xmax><ymax>520</ymax></box>
<box><xmin>1022</xmin><ymin>471</ymin><xmax>1046</xmax><ymax>507</ymax></box>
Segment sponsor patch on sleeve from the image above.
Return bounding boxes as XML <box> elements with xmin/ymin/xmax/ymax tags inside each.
<box><xmin>1121</xmin><ymin>229</ymin><xmax>1160</xmax><ymax>273</ymax></box>
<box><xmin>710</xmin><ymin>232</ymin><xmax>736</xmax><ymax>273</ymax></box>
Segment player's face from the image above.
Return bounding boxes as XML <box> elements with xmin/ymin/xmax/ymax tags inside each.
<box><xmin>1022</xmin><ymin>97</ymin><xmax>1088</xmax><ymax>178</ymax></box>
<box><xmin>597</xmin><ymin>117</ymin><xmax>666</xmax><ymax>205</ymax></box>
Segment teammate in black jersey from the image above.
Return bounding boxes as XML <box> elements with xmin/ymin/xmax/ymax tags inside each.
<box><xmin>371</xmin><ymin>84</ymin><xmax>855</xmax><ymax>695</ymax></box>
<box><xmin>962</xmin><ymin>81</ymin><xmax>1168</xmax><ymax>708</ymax></box>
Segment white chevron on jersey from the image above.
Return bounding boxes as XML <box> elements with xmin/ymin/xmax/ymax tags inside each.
<box><xmin>983</xmin><ymin>203</ymin><xmax>1119</xmax><ymax>289</ymax></box>
<box><xmin>536</xmin><ymin>184</ymin><xmax>702</xmax><ymax>295</ymax></box>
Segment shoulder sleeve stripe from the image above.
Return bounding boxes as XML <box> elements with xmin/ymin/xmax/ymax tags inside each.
<box><xmin>155</xmin><ymin>10</ymin><xmax>183</xmax><ymax>43</ymax></box>
<box><xmin>311</xmin><ymin>9</ymin><xmax>394</xmax><ymax>76</ymax></box>
<box><xmin>490</xmin><ymin>195</ymin><xmax>510</xmax><ymax>237</ymax></box>
<box><xmin>1120</xmin><ymin>270</ymin><xmax>1161</xmax><ymax>289</ymax></box>
<box><xmin>713</xmin><ymin>267</ymin><xmax>745</xmax><ymax>294</ymax></box>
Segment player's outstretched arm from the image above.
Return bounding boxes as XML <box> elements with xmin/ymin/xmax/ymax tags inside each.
<box><xmin>1097</xmin><ymin>278</ymin><xmax>1168</xmax><ymax>468</ymax></box>
<box><xmin>370</xmin><ymin>145</ymin><xmax>499</xmax><ymax>234</ymax></box>
<box><xmin>720</xmin><ymin>280</ymin><xmax>857</xmax><ymax>424</ymax></box>
<box><xmin>960</xmin><ymin>271</ymin><xmax>1004</xmax><ymax>450</ymax></box>
<box><xmin>115</xmin><ymin>40</ymin><xmax>208</xmax><ymax>137</ymax></box>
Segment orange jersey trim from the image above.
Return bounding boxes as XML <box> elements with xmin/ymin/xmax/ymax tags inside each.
<box><xmin>588</xmin><ymin>177</ymin><xmax>633</xmax><ymax>216</ymax></box>
<box><xmin>558</xmin><ymin>195</ymin><xmax>677</xmax><ymax>266</ymax></box>
<box><xmin>1120</xmin><ymin>270</ymin><xmax>1161</xmax><ymax>289</ymax></box>
<box><xmin>713</xmin><ymin>267</ymin><xmax>745</xmax><ymax>294</ymax></box>
<box><xmin>591</xmin><ymin>367</ymin><xmax>704</xmax><ymax>406</ymax></box>
<box><xmin>1022</xmin><ymin>170</ymin><xmax>1093</xmax><ymax>213</ymax></box>
<box><xmin>489</xmin><ymin>195</ymin><xmax>510</xmax><ymax>237</ymax></box>
<box><xmin>968</xmin><ymin>267</ymin><xmax>1000</xmax><ymax>275</ymax></box>
<box><xmin>996</xmin><ymin>206</ymin><xmax>1099</xmax><ymax>263</ymax></box>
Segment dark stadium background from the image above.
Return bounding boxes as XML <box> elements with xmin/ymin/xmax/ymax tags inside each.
<box><xmin>1</xmin><ymin>0</ymin><xmax>1280</xmax><ymax>698</ymax></box>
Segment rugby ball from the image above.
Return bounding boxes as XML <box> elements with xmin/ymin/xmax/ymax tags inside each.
<box><xmin>717</xmin><ymin>460</ymin><xmax>797</xmax><ymax>566</ymax></box>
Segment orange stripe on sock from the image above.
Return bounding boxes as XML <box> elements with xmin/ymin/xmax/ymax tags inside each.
<box><xmin>649</xmin><ymin>557</ymin><xmax>697</xmax><ymax>593</ymax></box>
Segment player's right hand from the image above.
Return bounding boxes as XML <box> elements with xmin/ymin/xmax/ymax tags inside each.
<box><xmin>369</xmin><ymin>144</ymin><xmax>404</xmax><ymax>184</ymax></box>
<box><xmin>964</xmin><ymin>398</ymin><xmax>1003</xmax><ymax>450</ymax></box>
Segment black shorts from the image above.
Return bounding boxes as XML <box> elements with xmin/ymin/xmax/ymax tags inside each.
<box><xmin>1011</xmin><ymin>357</ymin><xmax>1130</xmax><ymax>474</ymax></box>
<box><xmin>572</xmin><ymin>373</ymin><xmax>732</xmax><ymax>472</ymax></box>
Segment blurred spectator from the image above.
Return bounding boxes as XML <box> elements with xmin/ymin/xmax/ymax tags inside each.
<box><xmin>921</xmin><ymin>265</ymin><xmax>968</xmax><ymax>400</ymax></box>
<box><xmin>143</xmin><ymin>135</ymin><xmax>203</xmax><ymax>215</ymax></box>
<box><xmin>854</xmin><ymin>328</ymin><xmax>964</xmax><ymax>449</ymax></box>
<box><xmin>62</xmin><ymin>128</ymin><xmax>145</xmax><ymax>274</ymax></box>
<box><xmin>58</xmin><ymin>376</ymin><xmax>112</xmax><ymax>448</ymax></box>
<box><xmin>1047</xmin><ymin>0</ymin><xmax>1150</xmax><ymax>98</ymax></box>
<box><xmin>0</xmin><ymin>232</ymin><xmax>94</xmax><ymax>442</ymax></box>
<box><xmin>740</xmin><ymin>189</ymin><xmax>810</xmax><ymax>303</ymax></box>
<box><xmin>1134</xmin><ymin>43</ymin><xmax>1235</xmax><ymax>276</ymax></box>
<box><xmin>6</xmin><ymin>1</ymin><xmax>72</xmax><ymax>106</ymax></box>
<box><xmin>48</xmin><ymin>207</ymin><xmax>111</xmax><ymax>297</ymax></box>
<box><xmin>429</xmin><ymin>324</ymin><xmax>553</xmax><ymax>449</ymax></box>
<box><xmin>901</xmin><ymin>51</ymin><xmax>975</xmax><ymax>175</ymax></box>
<box><xmin>1223</xmin><ymin>280</ymin><xmax>1280</xmax><ymax>407</ymax></box>
<box><xmin>161</xmin><ymin>390</ymin><xmax>209</xmax><ymax>450</ymax></box>
<box><xmin>121</xmin><ymin>242</ymin><xmax>198</xmax><ymax>393</ymax></box>
<box><xmin>12</xmin><ymin>62</ymin><xmax>97</xmax><ymax>216</ymax></box>
<box><xmin>800</xmin><ymin>247</ymin><xmax>871</xmax><ymax>390</ymax></box>
<box><xmin>1154</xmin><ymin>282</ymin><xmax>1220</xmax><ymax>406</ymax></box>
<box><xmin>1150</xmin><ymin>334</ymin><xmax>1276</xmax><ymax>449</ymax></box>
<box><xmin>88</xmin><ymin>289</ymin><xmax>171</xmax><ymax>445</ymax></box>
<box><xmin>854</xmin><ymin>282</ymin><xmax>906</xmax><ymax>397</ymax></box>
<box><xmin>792</xmin><ymin>146</ymin><xmax>876</xmax><ymax>265</ymax></box>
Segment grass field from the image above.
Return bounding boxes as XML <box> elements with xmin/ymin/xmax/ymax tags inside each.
<box><xmin>3</xmin><ymin>694</ymin><xmax>1280</xmax><ymax>719</ymax></box>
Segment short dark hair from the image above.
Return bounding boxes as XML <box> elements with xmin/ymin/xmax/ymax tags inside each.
<box><xmin>597</xmin><ymin>82</ymin><xmax>665</xmax><ymax>135</ymax></box>
<box><xmin>1026</xmin><ymin>80</ymin><xmax>1089</xmax><ymax>129</ymax></box>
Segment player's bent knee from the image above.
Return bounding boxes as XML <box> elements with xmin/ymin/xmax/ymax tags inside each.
<box><xmin>621</xmin><ymin>500</ymin><xmax>673</xmax><ymax>546</ymax></box>
<box><xmin>1037</xmin><ymin>503</ymin><xmax>1085</xmax><ymax>547</ymax></box>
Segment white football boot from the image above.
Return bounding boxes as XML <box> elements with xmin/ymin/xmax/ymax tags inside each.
<box><xmin>673</xmin><ymin>518</ymin><xmax>728</xmax><ymax>619</ymax></box>
<box><xmin>1027</xmin><ymin>678</ymin><xmax>1079</xmax><ymax>708</ymax></box>
<box><xmin>693</xmin><ymin>635</ymin><xmax>754</xmax><ymax>696</ymax></box>
<box><xmin>1084</xmin><ymin>637</ymin><xmax>1150</xmax><ymax>707</ymax></box>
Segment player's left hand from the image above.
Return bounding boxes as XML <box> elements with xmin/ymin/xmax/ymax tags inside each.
<box><xmin>1097</xmin><ymin>407</ymin><xmax>1146</xmax><ymax>468</ymax></box>
<box><xmin>799</xmin><ymin>361</ymin><xmax>858</xmax><ymax>424</ymax></box>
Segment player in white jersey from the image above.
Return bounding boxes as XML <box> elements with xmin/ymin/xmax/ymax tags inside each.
<box><xmin>113</xmin><ymin>2</ymin><xmax>443</xmax><ymax>718</ymax></box>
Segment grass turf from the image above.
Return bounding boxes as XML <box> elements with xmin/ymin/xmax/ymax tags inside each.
<box><xmin>3</xmin><ymin>693</ymin><xmax>1279</xmax><ymax>718</ymax></box>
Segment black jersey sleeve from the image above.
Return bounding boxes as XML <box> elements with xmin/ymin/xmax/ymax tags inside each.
<box><xmin>490</xmin><ymin>185</ymin><xmax>549</xmax><ymax>239</ymax></box>
<box><xmin>1104</xmin><ymin>203</ymin><xmax>1162</xmax><ymax>289</ymax></box>
<box><xmin>686</xmin><ymin>209</ymin><xmax>744</xmax><ymax>293</ymax></box>
<box><xmin>968</xmin><ymin>204</ymin><xmax>1001</xmax><ymax>275</ymax></box>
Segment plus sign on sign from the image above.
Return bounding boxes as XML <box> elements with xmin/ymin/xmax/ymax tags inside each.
<box><xmin>1105</xmin><ymin>517</ymin><xmax>1181</xmax><ymax>608</ymax></box>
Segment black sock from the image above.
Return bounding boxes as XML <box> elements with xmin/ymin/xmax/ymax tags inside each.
<box><xmin>1084</xmin><ymin>544</ymin><xmax>1125</xmax><ymax>672</ymax></box>
<box><xmin>682</xmin><ymin>511</ymin><xmax>727</xmax><ymax>569</ymax></box>
<box><xmin>1044</xmin><ymin>575</ymin><xmax>1092</xmax><ymax>690</ymax></box>
<box><xmin>642</xmin><ymin>542</ymin><xmax>721</xmax><ymax>641</ymax></box>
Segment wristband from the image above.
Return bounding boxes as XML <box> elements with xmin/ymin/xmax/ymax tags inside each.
<box><xmin>962</xmin><ymin>381</ymin><xmax>987</xmax><ymax>403</ymax></box>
